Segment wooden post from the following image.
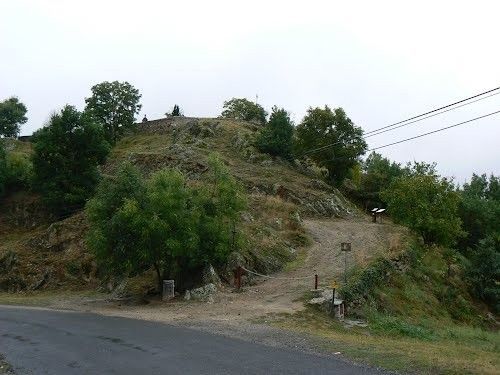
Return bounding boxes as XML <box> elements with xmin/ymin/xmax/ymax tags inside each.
<box><xmin>235</xmin><ymin>266</ymin><xmax>242</xmax><ymax>290</ymax></box>
<box><xmin>331</xmin><ymin>288</ymin><xmax>336</xmax><ymax>316</ymax></box>
<box><xmin>314</xmin><ymin>274</ymin><xmax>318</xmax><ymax>290</ymax></box>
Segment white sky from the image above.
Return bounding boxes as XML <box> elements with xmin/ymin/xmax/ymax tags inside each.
<box><xmin>1</xmin><ymin>0</ymin><xmax>499</xmax><ymax>182</ymax></box>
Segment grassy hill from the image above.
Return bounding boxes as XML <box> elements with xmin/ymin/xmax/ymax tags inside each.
<box><xmin>0</xmin><ymin>117</ymin><xmax>356</xmax><ymax>293</ymax></box>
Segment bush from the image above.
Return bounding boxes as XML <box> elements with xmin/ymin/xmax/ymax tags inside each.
<box><xmin>86</xmin><ymin>154</ymin><xmax>246</xmax><ymax>295</ymax></box>
<box><xmin>5</xmin><ymin>151</ymin><xmax>32</xmax><ymax>190</ymax></box>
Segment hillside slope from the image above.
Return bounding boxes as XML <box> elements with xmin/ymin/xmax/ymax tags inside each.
<box><xmin>0</xmin><ymin>117</ymin><xmax>360</xmax><ymax>293</ymax></box>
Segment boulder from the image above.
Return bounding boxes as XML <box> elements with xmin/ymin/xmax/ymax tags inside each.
<box><xmin>188</xmin><ymin>283</ymin><xmax>217</xmax><ymax>302</ymax></box>
<box><xmin>202</xmin><ymin>264</ymin><xmax>221</xmax><ymax>287</ymax></box>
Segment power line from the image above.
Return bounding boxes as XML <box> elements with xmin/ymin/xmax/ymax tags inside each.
<box><xmin>365</xmin><ymin>91</ymin><xmax>500</xmax><ymax>139</ymax></box>
<box><xmin>368</xmin><ymin>110</ymin><xmax>500</xmax><ymax>151</ymax></box>
<box><xmin>364</xmin><ymin>85</ymin><xmax>500</xmax><ymax>136</ymax></box>
<box><xmin>299</xmin><ymin>86</ymin><xmax>500</xmax><ymax>157</ymax></box>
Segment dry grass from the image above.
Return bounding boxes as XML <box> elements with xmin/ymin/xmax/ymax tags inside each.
<box><xmin>268</xmin><ymin>309</ymin><xmax>500</xmax><ymax>374</ymax></box>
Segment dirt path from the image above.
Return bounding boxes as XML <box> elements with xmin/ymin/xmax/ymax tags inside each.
<box><xmin>64</xmin><ymin>216</ymin><xmax>408</xmax><ymax>327</ymax></box>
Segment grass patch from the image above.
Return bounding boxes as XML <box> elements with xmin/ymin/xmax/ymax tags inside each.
<box><xmin>0</xmin><ymin>290</ymin><xmax>106</xmax><ymax>307</ymax></box>
<box><xmin>268</xmin><ymin>308</ymin><xmax>500</xmax><ymax>374</ymax></box>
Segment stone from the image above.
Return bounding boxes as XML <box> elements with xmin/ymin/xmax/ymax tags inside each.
<box><xmin>183</xmin><ymin>290</ymin><xmax>191</xmax><ymax>301</ymax></box>
<box><xmin>202</xmin><ymin>264</ymin><xmax>221</xmax><ymax>286</ymax></box>
<box><xmin>188</xmin><ymin>283</ymin><xmax>217</xmax><ymax>302</ymax></box>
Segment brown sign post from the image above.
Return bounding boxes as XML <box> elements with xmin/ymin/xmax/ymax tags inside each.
<box><xmin>341</xmin><ymin>242</ymin><xmax>351</xmax><ymax>283</ymax></box>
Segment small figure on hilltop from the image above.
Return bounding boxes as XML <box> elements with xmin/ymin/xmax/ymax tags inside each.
<box><xmin>142</xmin><ymin>115</ymin><xmax>148</xmax><ymax>122</ymax></box>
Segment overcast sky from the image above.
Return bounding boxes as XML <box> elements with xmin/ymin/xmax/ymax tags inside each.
<box><xmin>1</xmin><ymin>0</ymin><xmax>499</xmax><ymax>182</ymax></box>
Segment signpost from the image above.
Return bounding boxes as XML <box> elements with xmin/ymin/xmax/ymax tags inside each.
<box><xmin>341</xmin><ymin>242</ymin><xmax>351</xmax><ymax>284</ymax></box>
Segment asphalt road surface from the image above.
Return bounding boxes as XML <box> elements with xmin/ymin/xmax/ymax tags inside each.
<box><xmin>0</xmin><ymin>306</ymin><xmax>382</xmax><ymax>374</ymax></box>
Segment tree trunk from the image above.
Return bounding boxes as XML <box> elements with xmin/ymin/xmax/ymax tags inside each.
<box><xmin>153</xmin><ymin>263</ymin><xmax>162</xmax><ymax>298</ymax></box>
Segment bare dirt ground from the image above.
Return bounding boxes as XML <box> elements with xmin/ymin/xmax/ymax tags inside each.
<box><xmin>39</xmin><ymin>216</ymin><xmax>408</xmax><ymax>328</ymax></box>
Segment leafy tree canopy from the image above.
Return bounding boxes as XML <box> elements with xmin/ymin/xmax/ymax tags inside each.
<box><xmin>86</xmin><ymin>155</ymin><xmax>246</xmax><ymax>295</ymax></box>
<box><xmin>256</xmin><ymin>106</ymin><xmax>294</xmax><ymax>158</ymax></box>
<box><xmin>84</xmin><ymin>81</ymin><xmax>142</xmax><ymax>144</ymax></box>
<box><xmin>32</xmin><ymin>105</ymin><xmax>110</xmax><ymax>216</ymax></box>
<box><xmin>381</xmin><ymin>166</ymin><xmax>464</xmax><ymax>247</ymax></box>
<box><xmin>0</xmin><ymin>97</ymin><xmax>28</xmax><ymax>137</ymax></box>
<box><xmin>466</xmin><ymin>235</ymin><xmax>500</xmax><ymax>313</ymax></box>
<box><xmin>361</xmin><ymin>152</ymin><xmax>404</xmax><ymax>197</ymax></box>
<box><xmin>221</xmin><ymin>98</ymin><xmax>267</xmax><ymax>124</ymax></box>
<box><xmin>295</xmin><ymin>106</ymin><xmax>367</xmax><ymax>185</ymax></box>
<box><xmin>459</xmin><ymin>174</ymin><xmax>500</xmax><ymax>250</ymax></box>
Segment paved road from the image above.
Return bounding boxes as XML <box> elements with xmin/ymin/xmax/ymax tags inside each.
<box><xmin>0</xmin><ymin>306</ymin><xmax>382</xmax><ymax>374</ymax></box>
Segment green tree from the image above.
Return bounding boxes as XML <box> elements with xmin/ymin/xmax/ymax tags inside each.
<box><xmin>86</xmin><ymin>155</ymin><xmax>246</xmax><ymax>295</ymax></box>
<box><xmin>466</xmin><ymin>235</ymin><xmax>500</xmax><ymax>312</ymax></box>
<box><xmin>84</xmin><ymin>81</ymin><xmax>142</xmax><ymax>144</ymax></box>
<box><xmin>256</xmin><ymin>106</ymin><xmax>294</xmax><ymax>158</ymax></box>
<box><xmin>459</xmin><ymin>174</ymin><xmax>500</xmax><ymax>250</ymax></box>
<box><xmin>0</xmin><ymin>97</ymin><xmax>28</xmax><ymax>137</ymax></box>
<box><xmin>32</xmin><ymin>105</ymin><xmax>110</xmax><ymax>216</ymax></box>
<box><xmin>380</xmin><ymin>168</ymin><xmax>463</xmax><ymax>247</ymax></box>
<box><xmin>221</xmin><ymin>98</ymin><xmax>267</xmax><ymax>124</ymax></box>
<box><xmin>0</xmin><ymin>141</ymin><xmax>6</xmax><ymax>196</ymax></box>
<box><xmin>355</xmin><ymin>152</ymin><xmax>404</xmax><ymax>206</ymax></box>
<box><xmin>295</xmin><ymin>106</ymin><xmax>367</xmax><ymax>185</ymax></box>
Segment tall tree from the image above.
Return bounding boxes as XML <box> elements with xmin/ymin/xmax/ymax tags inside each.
<box><xmin>84</xmin><ymin>81</ymin><xmax>142</xmax><ymax>144</ymax></box>
<box><xmin>0</xmin><ymin>97</ymin><xmax>28</xmax><ymax>137</ymax></box>
<box><xmin>380</xmin><ymin>166</ymin><xmax>464</xmax><ymax>247</ymax></box>
<box><xmin>295</xmin><ymin>106</ymin><xmax>367</xmax><ymax>185</ymax></box>
<box><xmin>459</xmin><ymin>174</ymin><xmax>500</xmax><ymax>250</ymax></box>
<box><xmin>358</xmin><ymin>152</ymin><xmax>404</xmax><ymax>205</ymax></box>
<box><xmin>256</xmin><ymin>106</ymin><xmax>294</xmax><ymax>158</ymax></box>
<box><xmin>32</xmin><ymin>105</ymin><xmax>110</xmax><ymax>216</ymax></box>
<box><xmin>221</xmin><ymin>98</ymin><xmax>267</xmax><ymax>124</ymax></box>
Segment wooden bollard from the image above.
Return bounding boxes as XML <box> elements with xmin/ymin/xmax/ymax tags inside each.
<box><xmin>314</xmin><ymin>274</ymin><xmax>318</xmax><ymax>290</ymax></box>
<box><xmin>235</xmin><ymin>266</ymin><xmax>243</xmax><ymax>290</ymax></box>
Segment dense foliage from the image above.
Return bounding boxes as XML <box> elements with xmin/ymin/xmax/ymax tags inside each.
<box><xmin>84</xmin><ymin>81</ymin><xmax>142</xmax><ymax>144</ymax></box>
<box><xmin>466</xmin><ymin>236</ymin><xmax>500</xmax><ymax>312</ymax></box>
<box><xmin>380</xmin><ymin>165</ymin><xmax>463</xmax><ymax>247</ymax></box>
<box><xmin>295</xmin><ymin>106</ymin><xmax>367</xmax><ymax>185</ymax></box>
<box><xmin>221</xmin><ymin>98</ymin><xmax>267</xmax><ymax>124</ymax></box>
<box><xmin>256</xmin><ymin>106</ymin><xmax>294</xmax><ymax>158</ymax></box>
<box><xmin>86</xmin><ymin>155</ymin><xmax>246</xmax><ymax>294</ymax></box>
<box><xmin>0</xmin><ymin>97</ymin><xmax>28</xmax><ymax>137</ymax></box>
<box><xmin>0</xmin><ymin>141</ymin><xmax>6</xmax><ymax>196</ymax></box>
<box><xmin>458</xmin><ymin>174</ymin><xmax>500</xmax><ymax>311</ymax></box>
<box><xmin>32</xmin><ymin>106</ymin><xmax>110</xmax><ymax>216</ymax></box>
